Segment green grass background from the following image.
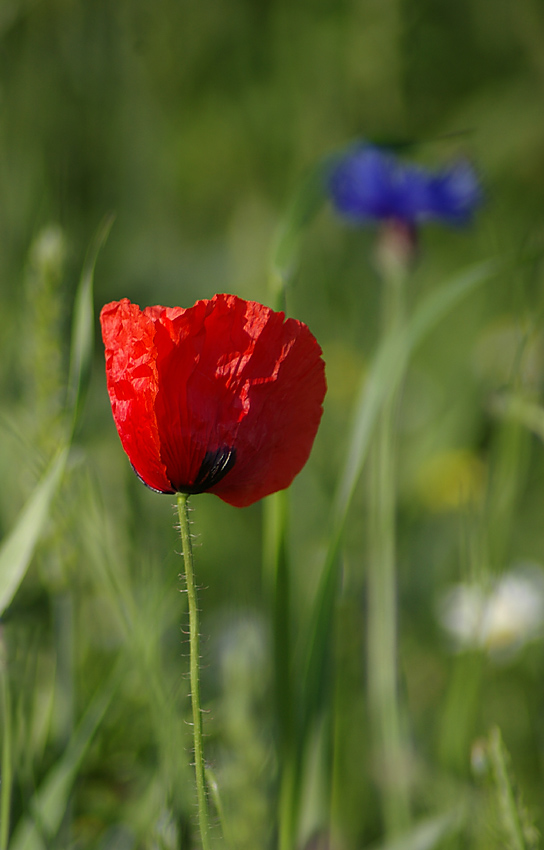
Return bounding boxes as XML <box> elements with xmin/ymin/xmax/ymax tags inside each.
<box><xmin>1</xmin><ymin>1</ymin><xmax>544</xmax><ymax>848</ymax></box>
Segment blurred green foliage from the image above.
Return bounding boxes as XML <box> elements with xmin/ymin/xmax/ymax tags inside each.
<box><xmin>2</xmin><ymin>0</ymin><xmax>544</xmax><ymax>848</ymax></box>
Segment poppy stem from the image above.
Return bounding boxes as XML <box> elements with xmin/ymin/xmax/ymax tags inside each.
<box><xmin>176</xmin><ymin>493</ymin><xmax>212</xmax><ymax>850</ymax></box>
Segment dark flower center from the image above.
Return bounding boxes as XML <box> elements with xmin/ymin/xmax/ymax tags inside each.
<box><xmin>132</xmin><ymin>446</ymin><xmax>237</xmax><ymax>495</ymax></box>
<box><xmin>180</xmin><ymin>446</ymin><xmax>237</xmax><ymax>495</ymax></box>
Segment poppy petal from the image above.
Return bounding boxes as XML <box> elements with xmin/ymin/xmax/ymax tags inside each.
<box><xmin>100</xmin><ymin>294</ymin><xmax>326</xmax><ymax>507</ymax></box>
<box><xmin>100</xmin><ymin>299</ymin><xmax>175</xmax><ymax>494</ymax></box>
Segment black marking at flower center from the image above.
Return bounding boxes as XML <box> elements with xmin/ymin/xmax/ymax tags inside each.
<box><xmin>131</xmin><ymin>446</ymin><xmax>236</xmax><ymax>496</ymax></box>
<box><xmin>180</xmin><ymin>446</ymin><xmax>237</xmax><ymax>495</ymax></box>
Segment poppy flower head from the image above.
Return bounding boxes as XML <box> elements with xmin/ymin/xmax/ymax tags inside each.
<box><xmin>328</xmin><ymin>142</ymin><xmax>482</xmax><ymax>227</ymax></box>
<box><xmin>100</xmin><ymin>294</ymin><xmax>326</xmax><ymax>508</ymax></box>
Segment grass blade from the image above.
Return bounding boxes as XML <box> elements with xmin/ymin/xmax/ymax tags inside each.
<box><xmin>0</xmin><ymin>447</ymin><xmax>68</xmax><ymax>617</ymax></box>
<box><xmin>67</xmin><ymin>213</ymin><xmax>114</xmax><ymax>432</ymax></box>
<box><xmin>490</xmin><ymin>392</ymin><xmax>544</xmax><ymax>442</ymax></box>
<box><xmin>0</xmin><ymin>216</ymin><xmax>114</xmax><ymax>616</ymax></box>
<box><xmin>0</xmin><ymin>659</ymin><xmax>12</xmax><ymax>850</ymax></box>
<box><xmin>334</xmin><ymin>258</ymin><xmax>498</xmax><ymax>529</ymax></box>
<box><xmin>301</xmin><ymin>259</ymin><xmax>499</xmax><ymax>732</ymax></box>
<box><xmin>9</xmin><ymin>661</ymin><xmax>121</xmax><ymax>850</ymax></box>
<box><xmin>488</xmin><ymin>726</ymin><xmax>533</xmax><ymax>850</ymax></box>
<box><xmin>364</xmin><ymin>807</ymin><xmax>464</xmax><ymax>850</ymax></box>
<box><xmin>205</xmin><ymin>766</ymin><xmax>232</xmax><ymax>850</ymax></box>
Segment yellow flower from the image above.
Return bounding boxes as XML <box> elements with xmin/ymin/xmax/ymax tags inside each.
<box><xmin>415</xmin><ymin>448</ymin><xmax>486</xmax><ymax>512</ymax></box>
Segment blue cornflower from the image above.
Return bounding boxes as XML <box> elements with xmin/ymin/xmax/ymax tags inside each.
<box><xmin>329</xmin><ymin>142</ymin><xmax>482</xmax><ymax>227</ymax></box>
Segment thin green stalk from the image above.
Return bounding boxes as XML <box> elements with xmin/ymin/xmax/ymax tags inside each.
<box><xmin>264</xmin><ymin>489</ymin><xmax>298</xmax><ymax>850</ymax></box>
<box><xmin>330</xmin><ymin>589</ymin><xmax>365</xmax><ymax>848</ymax></box>
<box><xmin>367</xmin><ymin>264</ymin><xmax>410</xmax><ymax>836</ymax></box>
<box><xmin>267</xmin><ymin>261</ymin><xmax>298</xmax><ymax>850</ymax></box>
<box><xmin>438</xmin><ymin>651</ymin><xmax>483</xmax><ymax>774</ymax></box>
<box><xmin>176</xmin><ymin>493</ymin><xmax>211</xmax><ymax>850</ymax></box>
<box><xmin>0</xmin><ymin>657</ymin><xmax>12</xmax><ymax>850</ymax></box>
<box><xmin>263</xmin><ymin>491</ymin><xmax>293</xmax><ymax>747</ymax></box>
<box><xmin>52</xmin><ymin>590</ymin><xmax>75</xmax><ymax>846</ymax></box>
<box><xmin>278</xmin><ymin>758</ymin><xmax>297</xmax><ymax>850</ymax></box>
<box><xmin>53</xmin><ymin>592</ymin><xmax>75</xmax><ymax>753</ymax></box>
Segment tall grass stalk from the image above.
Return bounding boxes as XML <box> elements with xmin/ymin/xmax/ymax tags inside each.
<box><xmin>176</xmin><ymin>493</ymin><xmax>212</xmax><ymax>850</ymax></box>
<box><xmin>438</xmin><ymin>651</ymin><xmax>484</xmax><ymax>774</ymax></box>
<box><xmin>367</xmin><ymin>260</ymin><xmax>410</xmax><ymax>836</ymax></box>
<box><xmin>266</xmin><ymin>246</ymin><xmax>298</xmax><ymax>850</ymax></box>
<box><xmin>263</xmin><ymin>488</ymin><xmax>298</xmax><ymax>850</ymax></box>
<box><xmin>301</xmin><ymin>260</ymin><xmax>498</xmax><ymax>746</ymax></box>
<box><xmin>51</xmin><ymin>590</ymin><xmax>75</xmax><ymax>845</ymax></box>
<box><xmin>0</xmin><ymin>655</ymin><xmax>12</xmax><ymax>850</ymax></box>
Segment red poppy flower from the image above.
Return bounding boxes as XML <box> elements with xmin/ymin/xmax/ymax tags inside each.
<box><xmin>100</xmin><ymin>294</ymin><xmax>326</xmax><ymax>508</ymax></box>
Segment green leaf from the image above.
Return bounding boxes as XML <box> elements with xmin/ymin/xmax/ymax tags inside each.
<box><xmin>67</xmin><ymin>213</ymin><xmax>115</xmax><ymax>432</ymax></box>
<box><xmin>9</xmin><ymin>662</ymin><xmax>121</xmax><ymax>850</ymax></box>
<box><xmin>490</xmin><ymin>392</ymin><xmax>544</xmax><ymax>442</ymax></box>
<box><xmin>0</xmin><ymin>448</ymin><xmax>68</xmax><ymax>617</ymax></box>
<box><xmin>334</xmin><ymin>258</ymin><xmax>498</xmax><ymax>529</ymax></box>
<box><xmin>363</xmin><ymin>808</ymin><xmax>464</xmax><ymax>850</ymax></box>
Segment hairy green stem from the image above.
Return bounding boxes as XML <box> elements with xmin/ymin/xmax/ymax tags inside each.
<box><xmin>177</xmin><ymin>493</ymin><xmax>211</xmax><ymax>850</ymax></box>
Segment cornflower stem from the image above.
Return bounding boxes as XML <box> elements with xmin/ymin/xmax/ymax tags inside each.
<box><xmin>176</xmin><ymin>493</ymin><xmax>211</xmax><ymax>850</ymax></box>
<box><xmin>367</xmin><ymin>258</ymin><xmax>411</xmax><ymax>836</ymax></box>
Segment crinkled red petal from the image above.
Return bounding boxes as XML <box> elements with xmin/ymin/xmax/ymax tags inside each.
<box><xmin>100</xmin><ymin>299</ymin><xmax>175</xmax><ymax>493</ymax></box>
<box><xmin>203</xmin><ymin>296</ymin><xmax>326</xmax><ymax>507</ymax></box>
<box><xmin>100</xmin><ymin>294</ymin><xmax>326</xmax><ymax>507</ymax></box>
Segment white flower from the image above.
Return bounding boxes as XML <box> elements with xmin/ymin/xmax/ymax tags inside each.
<box><xmin>437</xmin><ymin>564</ymin><xmax>544</xmax><ymax>657</ymax></box>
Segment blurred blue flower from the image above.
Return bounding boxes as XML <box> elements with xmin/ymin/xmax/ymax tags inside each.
<box><xmin>329</xmin><ymin>143</ymin><xmax>482</xmax><ymax>226</ymax></box>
